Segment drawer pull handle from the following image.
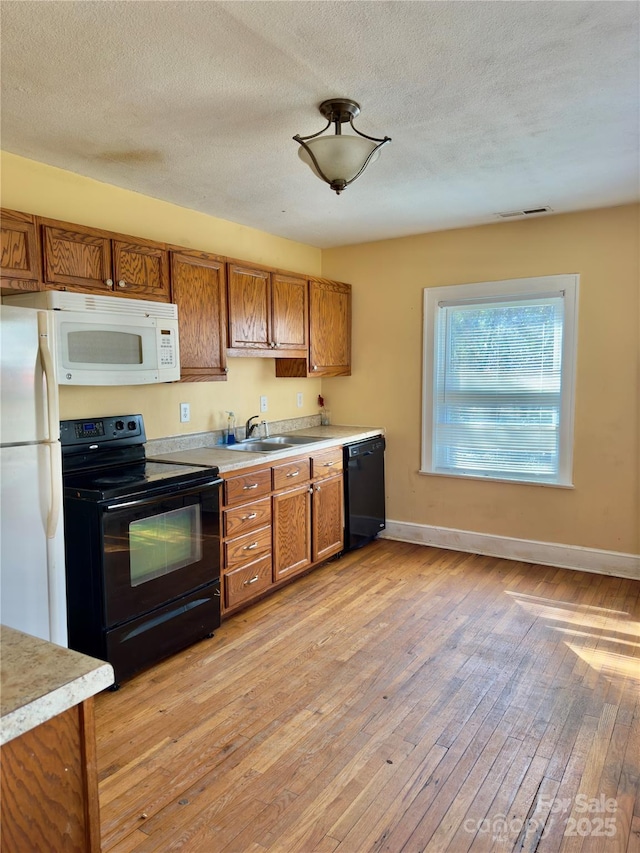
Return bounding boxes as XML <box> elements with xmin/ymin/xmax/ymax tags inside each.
<box><xmin>244</xmin><ymin>575</ymin><xmax>259</xmax><ymax>585</ymax></box>
<box><xmin>323</xmin><ymin>461</ymin><xmax>337</xmax><ymax>467</ymax></box>
<box><xmin>243</xmin><ymin>512</ymin><xmax>258</xmax><ymax>521</ymax></box>
<box><xmin>243</xmin><ymin>483</ymin><xmax>259</xmax><ymax>490</ymax></box>
<box><xmin>243</xmin><ymin>542</ymin><xmax>259</xmax><ymax>550</ymax></box>
<box><xmin>286</xmin><ymin>471</ymin><xmax>300</xmax><ymax>478</ymax></box>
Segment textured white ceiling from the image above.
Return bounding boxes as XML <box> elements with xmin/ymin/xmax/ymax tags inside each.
<box><xmin>1</xmin><ymin>1</ymin><xmax>638</xmax><ymax>248</ymax></box>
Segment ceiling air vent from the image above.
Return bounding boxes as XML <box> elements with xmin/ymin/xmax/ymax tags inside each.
<box><xmin>496</xmin><ymin>207</ymin><xmax>552</xmax><ymax>219</ymax></box>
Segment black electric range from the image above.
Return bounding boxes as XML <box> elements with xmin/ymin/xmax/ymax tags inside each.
<box><xmin>60</xmin><ymin>414</ymin><xmax>222</xmax><ymax>686</ymax></box>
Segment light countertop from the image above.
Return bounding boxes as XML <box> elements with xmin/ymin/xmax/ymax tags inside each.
<box><xmin>0</xmin><ymin>625</ymin><xmax>114</xmax><ymax>746</ymax></box>
<box><xmin>150</xmin><ymin>424</ymin><xmax>384</xmax><ymax>473</ymax></box>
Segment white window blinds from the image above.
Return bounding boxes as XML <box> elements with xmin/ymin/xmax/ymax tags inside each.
<box><xmin>422</xmin><ymin>276</ymin><xmax>578</xmax><ymax>486</ymax></box>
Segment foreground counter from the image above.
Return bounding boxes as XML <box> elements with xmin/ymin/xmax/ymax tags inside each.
<box><xmin>1</xmin><ymin>625</ymin><xmax>114</xmax><ymax>853</ymax></box>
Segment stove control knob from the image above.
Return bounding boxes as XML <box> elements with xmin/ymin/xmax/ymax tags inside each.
<box><xmin>127</xmin><ymin>421</ymin><xmax>137</xmax><ymax>431</ymax></box>
<box><xmin>115</xmin><ymin>420</ymin><xmax>125</xmax><ymax>431</ymax></box>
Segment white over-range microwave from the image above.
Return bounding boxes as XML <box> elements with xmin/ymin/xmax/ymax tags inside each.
<box><xmin>2</xmin><ymin>291</ymin><xmax>180</xmax><ymax>385</ymax></box>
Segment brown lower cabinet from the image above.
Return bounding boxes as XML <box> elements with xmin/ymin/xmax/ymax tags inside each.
<box><xmin>221</xmin><ymin>448</ymin><xmax>344</xmax><ymax>614</ymax></box>
<box><xmin>0</xmin><ymin>699</ymin><xmax>101</xmax><ymax>853</ymax></box>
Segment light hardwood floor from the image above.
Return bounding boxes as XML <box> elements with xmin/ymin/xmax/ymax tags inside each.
<box><xmin>95</xmin><ymin>540</ymin><xmax>640</xmax><ymax>852</ymax></box>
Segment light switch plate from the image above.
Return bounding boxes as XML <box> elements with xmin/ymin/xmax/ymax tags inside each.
<box><xmin>180</xmin><ymin>402</ymin><xmax>190</xmax><ymax>423</ymax></box>
<box><xmin>260</xmin><ymin>395</ymin><xmax>268</xmax><ymax>413</ymax></box>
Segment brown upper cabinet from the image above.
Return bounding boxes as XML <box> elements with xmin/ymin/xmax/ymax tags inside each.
<box><xmin>39</xmin><ymin>217</ymin><xmax>170</xmax><ymax>301</ymax></box>
<box><xmin>1</xmin><ymin>208</ymin><xmax>352</xmax><ymax>383</ymax></box>
<box><xmin>0</xmin><ymin>208</ymin><xmax>41</xmax><ymax>292</ymax></box>
<box><xmin>276</xmin><ymin>277</ymin><xmax>351</xmax><ymax>377</ymax></box>
<box><xmin>169</xmin><ymin>249</ymin><xmax>228</xmax><ymax>381</ymax></box>
<box><xmin>226</xmin><ymin>262</ymin><xmax>308</xmax><ymax>358</ymax></box>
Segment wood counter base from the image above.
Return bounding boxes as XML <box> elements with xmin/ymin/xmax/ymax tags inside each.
<box><xmin>1</xmin><ymin>698</ymin><xmax>101</xmax><ymax>853</ymax></box>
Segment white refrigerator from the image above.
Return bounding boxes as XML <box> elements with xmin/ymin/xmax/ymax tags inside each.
<box><xmin>0</xmin><ymin>304</ymin><xmax>68</xmax><ymax>645</ymax></box>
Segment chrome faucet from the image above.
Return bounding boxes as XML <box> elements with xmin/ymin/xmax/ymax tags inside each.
<box><xmin>245</xmin><ymin>415</ymin><xmax>260</xmax><ymax>438</ymax></box>
<box><xmin>261</xmin><ymin>419</ymin><xmax>269</xmax><ymax>437</ymax></box>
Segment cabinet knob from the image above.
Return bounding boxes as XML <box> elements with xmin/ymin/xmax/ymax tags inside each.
<box><xmin>315</xmin><ymin>485</ymin><xmax>321</xmax><ymax>492</ymax></box>
<box><xmin>118</xmin><ymin>280</ymin><xmax>127</xmax><ymax>288</ymax></box>
<box><xmin>105</xmin><ymin>279</ymin><xmax>114</xmax><ymax>288</ymax></box>
<box><xmin>312</xmin><ymin>365</ymin><xmax>318</xmax><ymax>371</ymax></box>
<box><xmin>223</xmin><ymin>367</ymin><xmax>229</xmax><ymax>373</ymax></box>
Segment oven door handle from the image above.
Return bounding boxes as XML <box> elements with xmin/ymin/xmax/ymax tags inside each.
<box><xmin>102</xmin><ymin>479</ymin><xmax>222</xmax><ymax>511</ymax></box>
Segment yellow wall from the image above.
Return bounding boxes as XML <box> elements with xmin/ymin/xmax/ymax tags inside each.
<box><xmin>1</xmin><ymin>152</ymin><xmax>323</xmax><ymax>435</ymax></box>
<box><xmin>322</xmin><ymin>205</ymin><xmax>639</xmax><ymax>554</ymax></box>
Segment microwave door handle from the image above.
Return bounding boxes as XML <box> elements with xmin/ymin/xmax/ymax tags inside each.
<box><xmin>38</xmin><ymin>311</ymin><xmax>61</xmax><ymax>539</ymax></box>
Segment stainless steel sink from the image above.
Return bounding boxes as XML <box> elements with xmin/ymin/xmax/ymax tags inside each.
<box><xmin>224</xmin><ymin>434</ymin><xmax>326</xmax><ymax>452</ymax></box>
<box><xmin>225</xmin><ymin>441</ymin><xmax>284</xmax><ymax>453</ymax></box>
<box><xmin>265</xmin><ymin>434</ymin><xmax>326</xmax><ymax>445</ymax></box>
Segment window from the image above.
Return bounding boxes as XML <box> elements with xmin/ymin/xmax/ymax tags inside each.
<box><xmin>421</xmin><ymin>275</ymin><xmax>579</xmax><ymax>485</ymax></box>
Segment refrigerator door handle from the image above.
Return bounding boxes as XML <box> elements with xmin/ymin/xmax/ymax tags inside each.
<box><xmin>38</xmin><ymin>311</ymin><xmax>59</xmax><ymax>440</ymax></box>
<box><xmin>46</xmin><ymin>440</ymin><xmax>62</xmax><ymax>539</ymax></box>
<box><xmin>38</xmin><ymin>312</ymin><xmax>61</xmax><ymax>539</ymax></box>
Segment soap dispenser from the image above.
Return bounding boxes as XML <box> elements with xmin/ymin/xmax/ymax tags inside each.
<box><xmin>225</xmin><ymin>411</ymin><xmax>236</xmax><ymax>445</ymax></box>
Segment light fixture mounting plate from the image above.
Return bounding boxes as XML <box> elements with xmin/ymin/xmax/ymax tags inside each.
<box><xmin>318</xmin><ymin>98</ymin><xmax>361</xmax><ymax>124</ymax></box>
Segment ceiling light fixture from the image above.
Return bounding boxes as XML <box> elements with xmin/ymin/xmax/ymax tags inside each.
<box><xmin>293</xmin><ymin>98</ymin><xmax>391</xmax><ymax>195</ymax></box>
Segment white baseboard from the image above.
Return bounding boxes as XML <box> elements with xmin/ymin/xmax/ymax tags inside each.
<box><xmin>381</xmin><ymin>520</ymin><xmax>640</xmax><ymax>580</ymax></box>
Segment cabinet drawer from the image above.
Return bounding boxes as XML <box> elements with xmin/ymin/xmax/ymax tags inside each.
<box><xmin>224</xmin><ymin>468</ymin><xmax>271</xmax><ymax>506</ymax></box>
<box><xmin>224</xmin><ymin>525</ymin><xmax>272</xmax><ymax>571</ymax></box>
<box><xmin>272</xmin><ymin>458</ymin><xmax>310</xmax><ymax>491</ymax></box>
<box><xmin>311</xmin><ymin>448</ymin><xmax>343</xmax><ymax>479</ymax></box>
<box><xmin>223</xmin><ymin>496</ymin><xmax>271</xmax><ymax>538</ymax></box>
<box><xmin>224</xmin><ymin>556</ymin><xmax>272</xmax><ymax>609</ymax></box>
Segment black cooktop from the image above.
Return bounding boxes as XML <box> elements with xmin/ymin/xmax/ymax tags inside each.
<box><xmin>63</xmin><ymin>460</ymin><xmax>221</xmax><ymax>501</ymax></box>
<box><xmin>61</xmin><ymin>414</ymin><xmax>220</xmax><ymax>501</ymax></box>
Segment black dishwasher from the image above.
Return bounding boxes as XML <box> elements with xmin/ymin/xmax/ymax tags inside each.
<box><xmin>343</xmin><ymin>436</ymin><xmax>386</xmax><ymax>551</ymax></box>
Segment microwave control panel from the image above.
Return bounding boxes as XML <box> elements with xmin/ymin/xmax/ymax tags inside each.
<box><xmin>159</xmin><ymin>329</ymin><xmax>176</xmax><ymax>367</ymax></box>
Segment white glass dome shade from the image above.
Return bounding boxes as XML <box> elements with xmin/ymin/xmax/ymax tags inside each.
<box><xmin>298</xmin><ymin>135</ymin><xmax>380</xmax><ymax>183</ymax></box>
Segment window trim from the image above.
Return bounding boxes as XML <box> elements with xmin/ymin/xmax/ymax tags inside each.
<box><xmin>421</xmin><ymin>274</ymin><xmax>579</xmax><ymax>486</ymax></box>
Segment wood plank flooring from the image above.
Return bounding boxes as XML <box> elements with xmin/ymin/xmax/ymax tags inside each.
<box><xmin>95</xmin><ymin>540</ymin><xmax>640</xmax><ymax>852</ymax></box>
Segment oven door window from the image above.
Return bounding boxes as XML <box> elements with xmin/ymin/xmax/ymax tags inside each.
<box><xmin>129</xmin><ymin>505</ymin><xmax>202</xmax><ymax>587</ymax></box>
<box><xmin>101</xmin><ymin>488</ymin><xmax>220</xmax><ymax>628</ymax></box>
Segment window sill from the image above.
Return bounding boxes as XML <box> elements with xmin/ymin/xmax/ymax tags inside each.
<box><xmin>418</xmin><ymin>469</ymin><xmax>575</xmax><ymax>489</ymax></box>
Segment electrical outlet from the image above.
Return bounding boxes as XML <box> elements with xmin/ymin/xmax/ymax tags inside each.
<box><xmin>180</xmin><ymin>402</ymin><xmax>190</xmax><ymax>423</ymax></box>
<box><xmin>296</xmin><ymin>392</ymin><xmax>303</xmax><ymax>408</ymax></box>
<box><xmin>260</xmin><ymin>395</ymin><xmax>268</xmax><ymax>413</ymax></box>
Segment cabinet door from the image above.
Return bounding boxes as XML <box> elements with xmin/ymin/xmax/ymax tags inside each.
<box><xmin>113</xmin><ymin>240</ymin><xmax>170</xmax><ymax>301</ymax></box>
<box><xmin>273</xmin><ymin>484</ymin><xmax>312</xmax><ymax>580</ymax></box>
<box><xmin>227</xmin><ymin>264</ymin><xmax>271</xmax><ymax>351</ymax></box>
<box><xmin>0</xmin><ymin>700</ymin><xmax>101</xmax><ymax>853</ymax></box>
<box><xmin>170</xmin><ymin>250</ymin><xmax>227</xmax><ymax>380</ymax></box>
<box><xmin>312</xmin><ymin>473</ymin><xmax>344</xmax><ymax>563</ymax></box>
<box><xmin>40</xmin><ymin>220</ymin><xmax>113</xmax><ymax>292</ymax></box>
<box><xmin>0</xmin><ymin>209</ymin><xmax>41</xmax><ymax>291</ymax></box>
<box><xmin>309</xmin><ymin>278</ymin><xmax>351</xmax><ymax>376</ymax></box>
<box><xmin>271</xmin><ymin>273</ymin><xmax>308</xmax><ymax>355</ymax></box>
